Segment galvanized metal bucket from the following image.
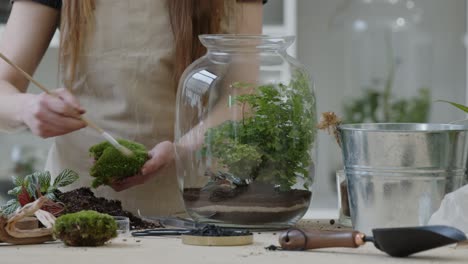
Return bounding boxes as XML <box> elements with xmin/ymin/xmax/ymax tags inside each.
<box><xmin>338</xmin><ymin>123</ymin><xmax>468</xmax><ymax>234</ymax></box>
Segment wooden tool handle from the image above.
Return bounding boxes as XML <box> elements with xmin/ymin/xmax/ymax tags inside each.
<box><xmin>278</xmin><ymin>228</ymin><xmax>366</xmax><ymax>250</ymax></box>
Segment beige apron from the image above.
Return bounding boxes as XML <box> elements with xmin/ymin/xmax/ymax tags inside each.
<box><xmin>45</xmin><ymin>0</ymin><xmax>185</xmax><ymax>216</ymax></box>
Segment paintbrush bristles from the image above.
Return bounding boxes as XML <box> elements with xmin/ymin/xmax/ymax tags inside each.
<box><xmin>101</xmin><ymin>132</ymin><xmax>134</xmax><ymax>157</ymax></box>
<box><xmin>117</xmin><ymin>146</ymin><xmax>134</xmax><ymax>157</ymax></box>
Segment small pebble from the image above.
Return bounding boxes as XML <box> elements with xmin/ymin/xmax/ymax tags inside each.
<box><xmin>329</xmin><ymin>219</ymin><xmax>335</xmax><ymax>225</ymax></box>
<box><xmin>136</xmin><ymin>240</ymin><xmax>141</xmax><ymax>243</ymax></box>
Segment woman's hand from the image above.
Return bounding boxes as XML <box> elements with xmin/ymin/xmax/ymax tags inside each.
<box><xmin>110</xmin><ymin>141</ymin><xmax>175</xmax><ymax>192</ymax></box>
<box><xmin>21</xmin><ymin>88</ymin><xmax>86</xmax><ymax>138</ymax></box>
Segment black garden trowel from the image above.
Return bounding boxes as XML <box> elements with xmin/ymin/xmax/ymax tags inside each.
<box><xmin>278</xmin><ymin>225</ymin><xmax>467</xmax><ymax>257</ymax></box>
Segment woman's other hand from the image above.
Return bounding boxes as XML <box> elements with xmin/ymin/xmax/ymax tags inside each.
<box><xmin>110</xmin><ymin>141</ymin><xmax>175</xmax><ymax>192</ymax></box>
<box><xmin>21</xmin><ymin>88</ymin><xmax>86</xmax><ymax>138</ymax></box>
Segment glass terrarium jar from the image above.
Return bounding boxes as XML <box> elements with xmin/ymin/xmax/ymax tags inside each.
<box><xmin>175</xmin><ymin>35</ymin><xmax>317</xmax><ymax>229</ymax></box>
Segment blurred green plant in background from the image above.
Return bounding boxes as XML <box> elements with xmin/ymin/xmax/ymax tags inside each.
<box><xmin>343</xmin><ymin>32</ymin><xmax>432</xmax><ymax>124</ymax></box>
<box><xmin>343</xmin><ymin>87</ymin><xmax>431</xmax><ymax>123</ymax></box>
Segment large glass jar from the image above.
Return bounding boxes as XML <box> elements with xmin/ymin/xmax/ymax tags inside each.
<box><xmin>175</xmin><ymin>35</ymin><xmax>317</xmax><ymax>229</ymax></box>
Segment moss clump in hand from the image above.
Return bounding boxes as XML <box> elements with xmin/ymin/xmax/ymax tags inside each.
<box><xmin>53</xmin><ymin>210</ymin><xmax>117</xmax><ymax>247</ymax></box>
<box><xmin>89</xmin><ymin>139</ymin><xmax>149</xmax><ymax>188</ymax></box>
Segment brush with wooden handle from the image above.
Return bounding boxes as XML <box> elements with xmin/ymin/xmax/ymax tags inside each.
<box><xmin>0</xmin><ymin>52</ymin><xmax>133</xmax><ymax>156</ymax></box>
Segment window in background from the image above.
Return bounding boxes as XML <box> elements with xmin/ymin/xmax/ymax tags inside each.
<box><xmin>0</xmin><ymin>1</ymin><xmax>10</xmax><ymax>23</ymax></box>
<box><xmin>262</xmin><ymin>0</ymin><xmax>297</xmax><ymax>56</ymax></box>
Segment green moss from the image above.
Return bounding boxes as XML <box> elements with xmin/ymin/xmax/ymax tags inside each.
<box><xmin>89</xmin><ymin>139</ymin><xmax>149</xmax><ymax>188</ymax></box>
<box><xmin>53</xmin><ymin>210</ymin><xmax>117</xmax><ymax>247</ymax></box>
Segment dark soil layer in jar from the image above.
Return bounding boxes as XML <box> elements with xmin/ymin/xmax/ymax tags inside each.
<box><xmin>183</xmin><ymin>183</ymin><xmax>312</xmax><ymax>225</ymax></box>
<box><xmin>56</xmin><ymin>187</ymin><xmax>161</xmax><ymax>230</ymax></box>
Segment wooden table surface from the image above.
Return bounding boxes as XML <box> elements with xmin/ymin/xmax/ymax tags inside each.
<box><xmin>2</xmin><ymin>219</ymin><xmax>467</xmax><ymax>264</ymax></box>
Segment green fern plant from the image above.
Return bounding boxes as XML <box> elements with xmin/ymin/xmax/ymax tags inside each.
<box><xmin>201</xmin><ymin>70</ymin><xmax>316</xmax><ymax>191</ymax></box>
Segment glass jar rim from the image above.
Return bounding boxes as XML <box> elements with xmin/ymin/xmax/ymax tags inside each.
<box><xmin>199</xmin><ymin>34</ymin><xmax>295</xmax><ymax>51</ymax></box>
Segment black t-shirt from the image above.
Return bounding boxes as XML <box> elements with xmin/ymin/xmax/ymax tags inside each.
<box><xmin>24</xmin><ymin>0</ymin><xmax>62</xmax><ymax>9</ymax></box>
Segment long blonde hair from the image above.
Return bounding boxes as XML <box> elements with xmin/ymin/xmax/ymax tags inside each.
<box><xmin>59</xmin><ymin>0</ymin><xmax>230</xmax><ymax>89</ymax></box>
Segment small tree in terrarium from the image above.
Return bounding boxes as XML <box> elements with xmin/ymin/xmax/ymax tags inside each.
<box><xmin>201</xmin><ymin>71</ymin><xmax>315</xmax><ymax>191</ymax></box>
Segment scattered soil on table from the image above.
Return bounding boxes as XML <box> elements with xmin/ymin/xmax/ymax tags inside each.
<box><xmin>56</xmin><ymin>187</ymin><xmax>161</xmax><ymax>230</ymax></box>
<box><xmin>183</xmin><ymin>183</ymin><xmax>312</xmax><ymax>225</ymax></box>
<box><xmin>265</xmin><ymin>245</ymin><xmax>280</xmax><ymax>251</ymax></box>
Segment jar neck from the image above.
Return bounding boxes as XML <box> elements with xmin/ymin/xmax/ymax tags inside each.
<box><xmin>200</xmin><ymin>35</ymin><xmax>294</xmax><ymax>55</ymax></box>
<box><xmin>206</xmin><ymin>48</ymin><xmax>287</xmax><ymax>55</ymax></box>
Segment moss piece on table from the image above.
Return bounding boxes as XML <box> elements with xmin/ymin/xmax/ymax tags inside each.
<box><xmin>53</xmin><ymin>210</ymin><xmax>117</xmax><ymax>247</ymax></box>
<box><xmin>89</xmin><ymin>139</ymin><xmax>149</xmax><ymax>188</ymax></box>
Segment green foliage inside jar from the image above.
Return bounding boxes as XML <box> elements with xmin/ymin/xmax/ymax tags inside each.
<box><xmin>201</xmin><ymin>71</ymin><xmax>316</xmax><ymax>191</ymax></box>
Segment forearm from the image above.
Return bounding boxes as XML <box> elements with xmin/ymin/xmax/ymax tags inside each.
<box><xmin>236</xmin><ymin>0</ymin><xmax>263</xmax><ymax>34</ymax></box>
<box><xmin>0</xmin><ymin>1</ymin><xmax>61</xmax><ymax>132</ymax></box>
<box><xmin>201</xmin><ymin>0</ymin><xmax>263</xmax><ymax>122</ymax></box>
<box><xmin>178</xmin><ymin>0</ymin><xmax>263</xmax><ymax>149</ymax></box>
<box><xmin>0</xmin><ymin>80</ymin><xmax>32</xmax><ymax>132</ymax></box>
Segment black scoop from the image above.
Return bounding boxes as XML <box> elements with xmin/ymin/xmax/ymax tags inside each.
<box><xmin>370</xmin><ymin>225</ymin><xmax>467</xmax><ymax>257</ymax></box>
